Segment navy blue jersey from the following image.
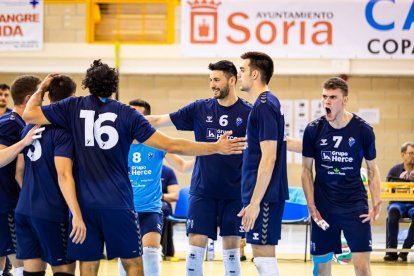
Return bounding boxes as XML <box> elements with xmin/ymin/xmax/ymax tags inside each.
<box><xmin>41</xmin><ymin>95</ymin><xmax>156</xmax><ymax>209</ymax></box>
<box><xmin>161</xmin><ymin>165</ymin><xmax>178</xmax><ymax>194</ymax></box>
<box><xmin>0</xmin><ymin>111</ymin><xmax>25</xmax><ymax>212</ymax></box>
<box><xmin>170</xmin><ymin>98</ymin><xmax>252</xmax><ymax>200</ymax></box>
<box><xmin>15</xmin><ymin>125</ymin><xmax>73</xmax><ymax>221</ymax></box>
<box><xmin>302</xmin><ymin>114</ymin><xmax>376</xmax><ymax>214</ymax></box>
<box><xmin>0</xmin><ymin>108</ymin><xmax>12</xmax><ymax>117</ymax></box>
<box><xmin>241</xmin><ymin>92</ymin><xmax>288</xmax><ymax>205</ymax></box>
<box><xmin>161</xmin><ymin>165</ymin><xmax>178</xmax><ymax>212</ymax></box>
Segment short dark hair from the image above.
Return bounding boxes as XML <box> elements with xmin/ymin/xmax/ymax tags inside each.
<box><xmin>240</xmin><ymin>51</ymin><xmax>274</xmax><ymax>84</ymax></box>
<box><xmin>49</xmin><ymin>75</ymin><xmax>77</xmax><ymax>103</ymax></box>
<box><xmin>208</xmin><ymin>60</ymin><xmax>238</xmax><ymax>82</ymax></box>
<box><xmin>82</xmin><ymin>59</ymin><xmax>118</xmax><ymax>98</ymax></box>
<box><xmin>0</xmin><ymin>83</ymin><xmax>10</xmax><ymax>91</ymax></box>
<box><xmin>401</xmin><ymin>142</ymin><xmax>414</xmax><ymax>153</ymax></box>
<box><xmin>129</xmin><ymin>99</ymin><xmax>151</xmax><ymax>115</ymax></box>
<box><xmin>323</xmin><ymin>77</ymin><xmax>348</xmax><ymax>96</ymax></box>
<box><xmin>10</xmin><ymin>75</ymin><xmax>41</xmax><ymax>105</ymax></box>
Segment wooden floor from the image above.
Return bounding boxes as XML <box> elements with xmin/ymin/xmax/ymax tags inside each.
<box><xmin>44</xmin><ymin>254</ymin><xmax>413</xmax><ymax>275</ymax></box>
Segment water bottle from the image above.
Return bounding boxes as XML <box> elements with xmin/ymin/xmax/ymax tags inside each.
<box><xmin>207</xmin><ymin>238</ymin><xmax>214</xmax><ymax>261</ymax></box>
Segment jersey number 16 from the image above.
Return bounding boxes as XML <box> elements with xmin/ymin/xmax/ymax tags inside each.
<box><xmin>80</xmin><ymin>110</ymin><xmax>119</xmax><ymax>150</ymax></box>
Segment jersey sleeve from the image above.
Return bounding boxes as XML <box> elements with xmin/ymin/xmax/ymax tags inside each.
<box><xmin>302</xmin><ymin>125</ymin><xmax>315</xmax><ymax>158</ymax></box>
<box><xmin>0</xmin><ymin>120</ymin><xmax>21</xmax><ymax>146</ymax></box>
<box><xmin>127</xmin><ymin>107</ymin><xmax>157</xmax><ymax>143</ymax></box>
<box><xmin>41</xmin><ymin>97</ymin><xmax>73</xmax><ymax>127</ymax></box>
<box><xmin>362</xmin><ymin>126</ymin><xmax>376</xmax><ymax>161</ymax></box>
<box><xmin>53</xmin><ymin>129</ymin><xmax>74</xmax><ymax>159</ymax></box>
<box><xmin>256</xmin><ymin>103</ymin><xmax>279</xmax><ymax>142</ymax></box>
<box><xmin>169</xmin><ymin>101</ymin><xmax>197</xmax><ymax>131</ymax></box>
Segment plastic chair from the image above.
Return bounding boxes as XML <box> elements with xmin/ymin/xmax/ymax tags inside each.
<box><xmin>282</xmin><ymin>187</ymin><xmax>310</xmax><ymax>262</ymax></box>
<box><xmin>167</xmin><ymin>187</ymin><xmax>190</xmax><ymax>223</ymax></box>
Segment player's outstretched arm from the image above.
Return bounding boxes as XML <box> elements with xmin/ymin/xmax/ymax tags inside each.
<box><xmin>0</xmin><ymin>125</ymin><xmax>40</xmax><ymax>168</ymax></box>
<box><xmin>55</xmin><ymin>157</ymin><xmax>86</xmax><ymax>244</ymax></box>
<box><xmin>238</xmin><ymin>140</ymin><xmax>277</xmax><ymax>232</ymax></box>
<box><xmin>145</xmin><ymin>114</ymin><xmax>173</xmax><ymax>128</ymax></box>
<box><xmin>360</xmin><ymin>159</ymin><xmax>382</xmax><ymax>224</ymax></box>
<box><xmin>286</xmin><ymin>136</ymin><xmax>302</xmax><ymax>153</ymax></box>
<box><xmin>23</xmin><ymin>74</ymin><xmax>57</xmax><ymax>125</ymax></box>
<box><xmin>143</xmin><ymin>130</ymin><xmax>246</xmax><ymax>156</ymax></box>
<box><xmin>165</xmin><ymin>153</ymin><xmax>195</xmax><ymax>173</ymax></box>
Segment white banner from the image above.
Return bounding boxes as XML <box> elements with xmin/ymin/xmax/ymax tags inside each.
<box><xmin>181</xmin><ymin>0</ymin><xmax>414</xmax><ymax>59</ymax></box>
<box><xmin>0</xmin><ymin>0</ymin><xmax>43</xmax><ymax>51</ymax></box>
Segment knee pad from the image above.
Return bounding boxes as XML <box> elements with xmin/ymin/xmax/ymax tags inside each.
<box><xmin>53</xmin><ymin>273</ymin><xmax>74</xmax><ymax>276</ymax></box>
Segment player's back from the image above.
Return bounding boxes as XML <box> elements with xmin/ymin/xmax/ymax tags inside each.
<box><xmin>41</xmin><ymin>95</ymin><xmax>156</xmax><ymax>210</ymax></box>
<box><xmin>0</xmin><ymin>111</ymin><xmax>25</xmax><ymax>212</ymax></box>
<box><xmin>16</xmin><ymin>125</ymin><xmax>71</xmax><ymax>221</ymax></box>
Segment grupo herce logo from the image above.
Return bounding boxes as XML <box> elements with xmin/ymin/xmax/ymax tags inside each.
<box><xmin>188</xmin><ymin>0</ymin><xmax>221</xmax><ymax>44</ymax></box>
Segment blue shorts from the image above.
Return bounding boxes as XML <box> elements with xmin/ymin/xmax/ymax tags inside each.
<box><xmin>15</xmin><ymin>214</ymin><xmax>73</xmax><ymax>266</ymax></box>
<box><xmin>310</xmin><ymin>209</ymin><xmax>372</xmax><ymax>255</ymax></box>
<box><xmin>0</xmin><ymin>210</ymin><xmax>16</xmax><ymax>256</ymax></box>
<box><xmin>68</xmin><ymin>209</ymin><xmax>142</xmax><ymax>261</ymax></box>
<box><xmin>186</xmin><ymin>195</ymin><xmax>244</xmax><ymax>240</ymax></box>
<box><xmin>388</xmin><ymin>202</ymin><xmax>414</xmax><ymax>218</ymax></box>
<box><xmin>138</xmin><ymin>212</ymin><xmax>163</xmax><ymax>236</ymax></box>
<box><xmin>246</xmin><ymin>201</ymin><xmax>285</xmax><ymax>246</ymax></box>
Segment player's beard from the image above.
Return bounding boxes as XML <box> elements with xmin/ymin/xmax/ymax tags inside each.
<box><xmin>0</xmin><ymin>102</ymin><xmax>6</xmax><ymax>108</ymax></box>
<box><xmin>213</xmin><ymin>84</ymin><xmax>230</xmax><ymax>100</ymax></box>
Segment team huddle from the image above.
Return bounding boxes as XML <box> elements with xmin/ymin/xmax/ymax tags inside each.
<box><xmin>0</xmin><ymin>51</ymin><xmax>381</xmax><ymax>276</ymax></box>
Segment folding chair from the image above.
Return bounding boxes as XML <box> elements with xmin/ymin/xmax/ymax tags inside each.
<box><xmin>167</xmin><ymin>187</ymin><xmax>190</xmax><ymax>223</ymax></box>
<box><xmin>282</xmin><ymin>187</ymin><xmax>310</xmax><ymax>262</ymax></box>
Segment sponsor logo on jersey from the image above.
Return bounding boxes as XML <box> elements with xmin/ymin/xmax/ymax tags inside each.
<box><xmin>239</xmin><ymin>225</ymin><xmax>245</xmax><ymax>233</ymax></box>
<box><xmin>236</xmin><ymin>117</ymin><xmax>243</xmax><ymax>127</ymax></box>
<box><xmin>327</xmin><ymin>167</ymin><xmax>345</xmax><ymax>176</ymax></box>
<box><xmin>206</xmin><ymin>116</ymin><xmax>213</xmax><ymax>123</ymax></box>
<box><xmin>129</xmin><ymin>165</ymin><xmax>152</xmax><ymax>176</ymax></box>
<box><xmin>321</xmin><ymin>151</ymin><xmax>354</xmax><ymax>163</ymax></box>
<box><xmin>320</xmin><ymin>139</ymin><xmax>328</xmax><ymax>146</ymax></box>
<box><xmin>348</xmin><ymin>137</ymin><xmax>355</xmax><ymax>147</ymax></box>
<box><xmin>147</xmin><ymin>152</ymin><xmax>154</xmax><ymax>160</ymax></box>
<box><xmin>206</xmin><ymin>128</ymin><xmax>217</xmax><ymax>139</ymax></box>
<box><xmin>321</xmin><ymin>151</ymin><xmax>331</xmax><ymax>161</ymax></box>
<box><xmin>206</xmin><ymin>128</ymin><xmax>235</xmax><ymax>140</ymax></box>
<box><xmin>253</xmin><ymin>233</ymin><xmax>259</xmax><ymax>240</ymax></box>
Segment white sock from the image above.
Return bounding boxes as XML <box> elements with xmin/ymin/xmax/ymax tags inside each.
<box><xmin>14</xmin><ymin>266</ymin><xmax>24</xmax><ymax>276</ymax></box>
<box><xmin>223</xmin><ymin>248</ymin><xmax>241</xmax><ymax>276</ymax></box>
<box><xmin>118</xmin><ymin>258</ymin><xmax>127</xmax><ymax>276</ymax></box>
<box><xmin>253</xmin><ymin>257</ymin><xmax>279</xmax><ymax>276</ymax></box>
<box><xmin>186</xmin><ymin>245</ymin><xmax>205</xmax><ymax>276</ymax></box>
<box><xmin>143</xmin><ymin>247</ymin><xmax>161</xmax><ymax>276</ymax></box>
